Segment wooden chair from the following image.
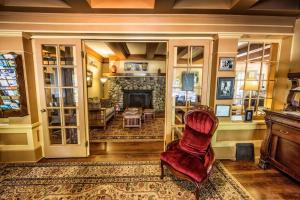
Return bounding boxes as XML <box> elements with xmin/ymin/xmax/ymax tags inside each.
<box><xmin>160</xmin><ymin>105</ymin><xmax>219</xmax><ymax>199</ymax></box>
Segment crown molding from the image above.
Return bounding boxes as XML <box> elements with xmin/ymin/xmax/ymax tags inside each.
<box><xmin>0</xmin><ymin>31</ymin><xmax>31</xmax><ymax>39</ymax></box>
<box><xmin>215</xmin><ymin>33</ymin><xmax>243</xmax><ymax>40</ymax></box>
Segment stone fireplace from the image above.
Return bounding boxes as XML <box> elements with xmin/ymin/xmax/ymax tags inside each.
<box><xmin>107</xmin><ymin>77</ymin><xmax>165</xmax><ymax>111</ymax></box>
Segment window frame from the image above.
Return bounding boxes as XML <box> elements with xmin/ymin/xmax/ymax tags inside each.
<box><xmin>234</xmin><ymin>39</ymin><xmax>281</xmax><ymax>118</ymax></box>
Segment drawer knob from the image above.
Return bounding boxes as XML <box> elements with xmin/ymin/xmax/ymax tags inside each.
<box><xmin>279</xmin><ymin>129</ymin><xmax>289</xmax><ymax>135</ymax></box>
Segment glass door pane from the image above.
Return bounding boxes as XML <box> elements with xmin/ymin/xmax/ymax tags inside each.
<box><xmin>191</xmin><ymin>46</ymin><xmax>204</xmax><ymax>66</ymax></box>
<box><xmin>42</xmin><ymin>45</ymin><xmax>79</xmax><ymax>145</ymax></box>
<box><xmin>175</xmin><ymin>46</ymin><xmax>189</xmax><ymax>66</ymax></box>
<box><xmin>171</xmin><ymin>45</ymin><xmax>204</xmax><ymax>134</ymax></box>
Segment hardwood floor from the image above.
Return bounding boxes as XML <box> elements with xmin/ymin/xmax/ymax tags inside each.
<box><xmin>39</xmin><ymin>141</ymin><xmax>163</xmax><ymax>162</ymax></box>
<box><xmin>39</xmin><ymin>143</ymin><xmax>300</xmax><ymax>200</ymax></box>
<box><xmin>222</xmin><ymin>160</ymin><xmax>300</xmax><ymax>200</ymax></box>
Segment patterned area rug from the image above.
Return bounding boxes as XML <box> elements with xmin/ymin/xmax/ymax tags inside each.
<box><xmin>90</xmin><ymin>116</ymin><xmax>164</xmax><ymax>142</ymax></box>
<box><xmin>0</xmin><ymin>161</ymin><xmax>253</xmax><ymax>200</ymax></box>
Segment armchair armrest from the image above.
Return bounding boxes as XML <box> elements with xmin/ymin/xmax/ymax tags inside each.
<box><xmin>203</xmin><ymin>145</ymin><xmax>215</xmax><ymax>174</ymax></box>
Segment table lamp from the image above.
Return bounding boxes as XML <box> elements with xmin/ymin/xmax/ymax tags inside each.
<box><xmin>242</xmin><ymin>80</ymin><xmax>259</xmax><ymax>109</ymax></box>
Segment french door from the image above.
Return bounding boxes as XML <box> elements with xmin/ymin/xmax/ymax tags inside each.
<box><xmin>34</xmin><ymin>39</ymin><xmax>87</xmax><ymax>158</ymax></box>
<box><xmin>165</xmin><ymin>39</ymin><xmax>212</xmax><ymax>144</ymax></box>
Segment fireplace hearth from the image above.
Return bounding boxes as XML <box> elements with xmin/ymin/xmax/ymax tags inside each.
<box><xmin>123</xmin><ymin>90</ymin><xmax>152</xmax><ymax>109</ymax></box>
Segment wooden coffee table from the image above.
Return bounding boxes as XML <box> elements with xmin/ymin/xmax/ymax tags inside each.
<box><xmin>123</xmin><ymin>108</ymin><xmax>142</xmax><ymax>128</ymax></box>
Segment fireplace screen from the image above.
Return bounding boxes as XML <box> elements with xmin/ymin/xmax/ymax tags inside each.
<box><xmin>123</xmin><ymin>90</ymin><xmax>152</xmax><ymax>109</ymax></box>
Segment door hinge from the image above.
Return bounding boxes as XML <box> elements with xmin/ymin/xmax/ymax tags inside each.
<box><xmin>85</xmin><ymin>141</ymin><xmax>89</xmax><ymax>147</ymax></box>
<box><xmin>81</xmin><ymin>51</ymin><xmax>85</xmax><ymax>58</ymax></box>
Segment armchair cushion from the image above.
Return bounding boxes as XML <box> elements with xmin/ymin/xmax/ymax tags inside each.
<box><xmin>100</xmin><ymin>99</ymin><xmax>112</xmax><ymax>108</ymax></box>
<box><xmin>179</xmin><ymin>111</ymin><xmax>214</xmax><ymax>157</ymax></box>
<box><xmin>161</xmin><ymin>141</ymin><xmax>207</xmax><ymax>182</ymax></box>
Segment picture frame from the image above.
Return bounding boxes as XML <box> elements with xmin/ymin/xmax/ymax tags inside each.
<box><xmin>216</xmin><ymin>77</ymin><xmax>235</xmax><ymax>99</ymax></box>
<box><xmin>231</xmin><ymin>115</ymin><xmax>243</xmax><ymax>121</ymax></box>
<box><xmin>86</xmin><ymin>70</ymin><xmax>93</xmax><ymax>87</ymax></box>
<box><xmin>244</xmin><ymin>110</ymin><xmax>254</xmax><ymax>122</ymax></box>
<box><xmin>124</xmin><ymin>62</ymin><xmax>148</xmax><ymax>72</ymax></box>
<box><xmin>219</xmin><ymin>57</ymin><xmax>235</xmax><ymax>71</ymax></box>
<box><xmin>215</xmin><ymin>104</ymin><xmax>231</xmax><ymax>117</ymax></box>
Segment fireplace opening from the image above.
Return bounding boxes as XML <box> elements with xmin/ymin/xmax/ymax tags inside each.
<box><xmin>123</xmin><ymin>90</ymin><xmax>152</xmax><ymax>109</ymax></box>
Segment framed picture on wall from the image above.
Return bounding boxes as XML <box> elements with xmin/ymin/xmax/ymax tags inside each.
<box><xmin>219</xmin><ymin>57</ymin><xmax>235</xmax><ymax>71</ymax></box>
<box><xmin>215</xmin><ymin>104</ymin><xmax>231</xmax><ymax>117</ymax></box>
<box><xmin>216</xmin><ymin>77</ymin><xmax>235</xmax><ymax>99</ymax></box>
<box><xmin>124</xmin><ymin>62</ymin><xmax>148</xmax><ymax>72</ymax></box>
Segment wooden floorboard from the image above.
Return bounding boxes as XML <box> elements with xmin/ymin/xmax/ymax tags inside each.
<box><xmin>222</xmin><ymin>160</ymin><xmax>300</xmax><ymax>200</ymax></box>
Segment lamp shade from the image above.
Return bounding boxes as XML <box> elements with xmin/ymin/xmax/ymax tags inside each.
<box><xmin>100</xmin><ymin>77</ymin><xmax>108</xmax><ymax>83</ymax></box>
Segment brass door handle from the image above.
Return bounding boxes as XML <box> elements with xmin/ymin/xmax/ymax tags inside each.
<box><xmin>40</xmin><ymin>109</ymin><xmax>46</xmax><ymax>113</ymax></box>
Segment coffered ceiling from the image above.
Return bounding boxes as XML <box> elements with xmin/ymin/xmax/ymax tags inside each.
<box><xmin>0</xmin><ymin>0</ymin><xmax>299</xmax><ymax>17</ymax></box>
<box><xmin>85</xmin><ymin>41</ymin><xmax>167</xmax><ymax>60</ymax></box>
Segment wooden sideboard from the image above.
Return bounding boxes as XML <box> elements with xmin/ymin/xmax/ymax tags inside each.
<box><xmin>259</xmin><ymin>110</ymin><xmax>300</xmax><ymax>181</ymax></box>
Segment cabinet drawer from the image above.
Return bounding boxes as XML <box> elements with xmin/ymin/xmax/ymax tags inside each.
<box><xmin>272</xmin><ymin>123</ymin><xmax>300</xmax><ymax>144</ymax></box>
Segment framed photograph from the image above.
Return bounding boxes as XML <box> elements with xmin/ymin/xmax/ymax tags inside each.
<box><xmin>215</xmin><ymin>104</ymin><xmax>231</xmax><ymax>117</ymax></box>
<box><xmin>244</xmin><ymin>110</ymin><xmax>254</xmax><ymax>121</ymax></box>
<box><xmin>124</xmin><ymin>62</ymin><xmax>148</xmax><ymax>72</ymax></box>
<box><xmin>231</xmin><ymin>115</ymin><xmax>243</xmax><ymax>121</ymax></box>
<box><xmin>216</xmin><ymin>77</ymin><xmax>235</xmax><ymax>99</ymax></box>
<box><xmin>219</xmin><ymin>57</ymin><xmax>235</xmax><ymax>71</ymax></box>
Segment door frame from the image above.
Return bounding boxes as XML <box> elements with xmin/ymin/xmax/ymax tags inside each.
<box><xmin>32</xmin><ymin>35</ymin><xmax>214</xmax><ymax>158</ymax></box>
<box><xmin>165</xmin><ymin>39</ymin><xmax>213</xmax><ymax>145</ymax></box>
<box><xmin>81</xmin><ymin>39</ymin><xmax>169</xmax><ymax>155</ymax></box>
<box><xmin>33</xmin><ymin>38</ymin><xmax>87</xmax><ymax>158</ymax></box>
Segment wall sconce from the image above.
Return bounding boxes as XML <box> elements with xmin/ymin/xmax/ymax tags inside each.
<box><xmin>100</xmin><ymin>77</ymin><xmax>108</xmax><ymax>83</ymax></box>
<box><xmin>86</xmin><ymin>70</ymin><xmax>93</xmax><ymax>87</ymax></box>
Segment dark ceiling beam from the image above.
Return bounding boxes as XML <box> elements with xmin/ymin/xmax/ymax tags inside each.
<box><xmin>146</xmin><ymin>43</ymin><xmax>159</xmax><ymax>59</ymax></box>
<box><xmin>123</xmin><ymin>54</ymin><xmax>166</xmax><ymax>61</ymax></box>
<box><xmin>231</xmin><ymin>0</ymin><xmax>259</xmax><ymax>11</ymax></box>
<box><xmin>177</xmin><ymin>47</ymin><xmax>188</xmax><ymax>59</ymax></box>
<box><xmin>105</xmin><ymin>42</ymin><xmax>128</xmax><ymax>60</ymax></box>
<box><xmin>120</xmin><ymin>42</ymin><xmax>130</xmax><ymax>56</ymax></box>
<box><xmin>192</xmin><ymin>52</ymin><xmax>204</xmax><ymax>63</ymax></box>
<box><xmin>62</xmin><ymin>0</ymin><xmax>91</xmax><ymax>11</ymax></box>
<box><xmin>154</xmin><ymin>0</ymin><xmax>176</xmax><ymax>11</ymax></box>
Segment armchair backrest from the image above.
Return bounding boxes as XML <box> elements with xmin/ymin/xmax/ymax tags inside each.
<box><xmin>179</xmin><ymin>105</ymin><xmax>219</xmax><ymax>157</ymax></box>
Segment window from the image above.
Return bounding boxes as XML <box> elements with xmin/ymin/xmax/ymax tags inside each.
<box><xmin>232</xmin><ymin>42</ymin><xmax>279</xmax><ymax>117</ymax></box>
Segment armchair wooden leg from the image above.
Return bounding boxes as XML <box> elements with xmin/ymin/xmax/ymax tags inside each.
<box><xmin>195</xmin><ymin>183</ymin><xmax>200</xmax><ymax>200</ymax></box>
<box><xmin>160</xmin><ymin>161</ymin><xmax>164</xmax><ymax>179</ymax></box>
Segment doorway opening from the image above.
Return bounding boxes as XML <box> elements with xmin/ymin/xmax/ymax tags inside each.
<box><xmin>83</xmin><ymin>40</ymin><xmax>167</xmax><ymax>160</ymax></box>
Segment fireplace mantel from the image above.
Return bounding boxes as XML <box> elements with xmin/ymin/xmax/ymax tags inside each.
<box><xmin>103</xmin><ymin>73</ymin><xmax>166</xmax><ymax>77</ymax></box>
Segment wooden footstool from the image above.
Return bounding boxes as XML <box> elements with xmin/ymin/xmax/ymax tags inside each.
<box><xmin>143</xmin><ymin>109</ymin><xmax>155</xmax><ymax>121</ymax></box>
<box><xmin>123</xmin><ymin>108</ymin><xmax>142</xmax><ymax>128</ymax></box>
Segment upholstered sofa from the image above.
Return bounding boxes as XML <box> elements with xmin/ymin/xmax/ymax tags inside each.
<box><xmin>88</xmin><ymin>98</ymin><xmax>115</xmax><ymax>129</ymax></box>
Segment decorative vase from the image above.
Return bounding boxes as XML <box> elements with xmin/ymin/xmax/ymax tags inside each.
<box><xmin>157</xmin><ymin>68</ymin><xmax>161</xmax><ymax>75</ymax></box>
<box><xmin>111</xmin><ymin>65</ymin><xmax>117</xmax><ymax>73</ymax></box>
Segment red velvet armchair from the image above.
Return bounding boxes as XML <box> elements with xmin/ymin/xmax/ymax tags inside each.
<box><xmin>160</xmin><ymin>105</ymin><xmax>219</xmax><ymax>199</ymax></box>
